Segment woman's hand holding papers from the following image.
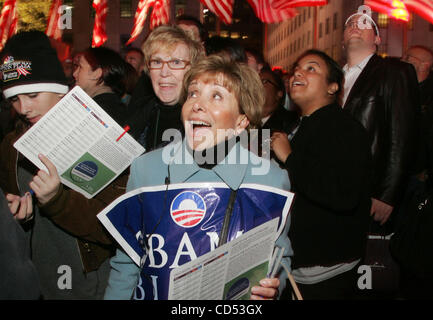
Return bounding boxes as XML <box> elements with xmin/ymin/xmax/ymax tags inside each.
<box><xmin>250</xmin><ymin>278</ymin><xmax>280</xmax><ymax>300</ymax></box>
<box><xmin>30</xmin><ymin>154</ymin><xmax>61</xmax><ymax>205</ymax></box>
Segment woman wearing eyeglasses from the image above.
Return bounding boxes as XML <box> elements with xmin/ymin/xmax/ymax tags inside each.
<box><xmin>127</xmin><ymin>25</ymin><xmax>204</xmax><ymax>151</ymax></box>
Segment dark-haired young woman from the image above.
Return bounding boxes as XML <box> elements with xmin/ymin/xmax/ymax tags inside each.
<box><xmin>271</xmin><ymin>50</ymin><xmax>372</xmax><ymax>300</ymax></box>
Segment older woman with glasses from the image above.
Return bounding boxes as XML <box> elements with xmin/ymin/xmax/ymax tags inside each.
<box><xmin>127</xmin><ymin>25</ymin><xmax>204</xmax><ymax>151</ymax></box>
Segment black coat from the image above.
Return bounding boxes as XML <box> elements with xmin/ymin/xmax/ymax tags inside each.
<box><xmin>343</xmin><ymin>54</ymin><xmax>420</xmax><ymax>207</ymax></box>
<box><xmin>0</xmin><ymin>189</ymin><xmax>40</xmax><ymax>299</ymax></box>
<box><xmin>93</xmin><ymin>92</ymin><xmax>128</xmax><ymax>127</ymax></box>
<box><xmin>125</xmin><ymin>73</ymin><xmax>184</xmax><ymax>152</ymax></box>
<box><xmin>285</xmin><ymin>103</ymin><xmax>372</xmax><ymax>268</ymax></box>
<box><xmin>418</xmin><ymin>74</ymin><xmax>433</xmax><ymax>184</ymax></box>
<box><xmin>254</xmin><ymin>106</ymin><xmax>298</xmax><ymax>164</ymax></box>
<box><xmin>127</xmin><ymin>95</ymin><xmax>183</xmax><ymax>152</ymax></box>
<box><xmin>262</xmin><ymin>105</ymin><xmax>299</xmax><ymax>134</ymax></box>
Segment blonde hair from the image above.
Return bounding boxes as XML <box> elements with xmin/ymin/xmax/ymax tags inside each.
<box><xmin>141</xmin><ymin>25</ymin><xmax>204</xmax><ymax>75</ymax></box>
<box><xmin>182</xmin><ymin>55</ymin><xmax>264</xmax><ymax>130</ymax></box>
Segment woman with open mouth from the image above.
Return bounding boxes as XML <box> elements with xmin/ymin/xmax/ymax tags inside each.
<box><xmin>271</xmin><ymin>49</ymin><xmax>372</xmax><ymax>300</ymax></box>
<box><xmin>126</xmin><ymin>25</ymin><xmax>204</xmax><ymax>152</ymax></box>
<box><xmin>104</xmin><ymin>54</ymin><xmax>294</xmax><ymax>300</ymax></box>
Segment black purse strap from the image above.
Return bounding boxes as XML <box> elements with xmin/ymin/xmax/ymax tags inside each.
<box><xmin>218</xmin><ymin>189</ymin><xmax>238</xmax><ymax>247</ymax></box>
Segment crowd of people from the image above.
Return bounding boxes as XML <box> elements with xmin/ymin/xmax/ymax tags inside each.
<box><xmin>0</xmin><ymin>12</ymin><xmax>432</xmax><ymax>300</ymax></box>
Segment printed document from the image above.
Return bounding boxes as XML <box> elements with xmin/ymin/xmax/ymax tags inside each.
<box><xmin>14</xmin><ymin>86</ymin><xmax>145</xmax><ymax>198</ymax></box>
<box><xmin>168</xmin><ymin>218</ymin><xmax>281</xmax><ymax>300</ymax></box>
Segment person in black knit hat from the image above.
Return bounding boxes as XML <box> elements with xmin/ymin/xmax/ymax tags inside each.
<box><xmin>0</xmin><ymin>31</ymin><xmax>69</xmax><ymax>99</ymax></box>
<box><xmin>0</xmin><ymin>30</ymin><xmax>118</xmax><ymax>299</ymax></box>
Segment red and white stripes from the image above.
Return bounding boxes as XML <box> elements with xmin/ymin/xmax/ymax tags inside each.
<box><xmin>200</xmin><ymin>0</ymin><xmax>327</xmax><ymax>25</ymax></box>
<box><xmin>0</xmin><ymin>0</ymin><xmax>18</xmax><ymax>51</ymax></box>
<box><xmin>200</xmin><ymin>0</ymin><xmax>234</xmax><ymax>24</ymax></box>
<box><xmin>405</xmin><ymin>0</ymin><xmax>433</xmax><ymax>24</ymax></box>
<box><xmin>126</xmin><ymin>0</ymin><xmax>170</xmax><ymax>46</ymax></box>
<box><xmin>46</xmin><ymin>0</ymin><xmax>63</xmax><ymax>41</ymax></box>
<box><xmin>246</xmin><ymin>0</ymin><xmax>298</xmax><ymax>23</ymax></box>
<box><xmin>92</xmin><ymin>0</ymin><xmax>108</xmax><ymax>47</ymax></box>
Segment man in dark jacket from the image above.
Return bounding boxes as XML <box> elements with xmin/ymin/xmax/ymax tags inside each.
<box><xmin>255</xmin><ymin>68</ymin><xmax>298</xmax><ymax>164</ymax></box>
<box><xmin>342</xmin><ymin>12</ymin><xmax>419</xmax><ymax>233</ymax></box>
<box><xmin>402</xmin><ymin>45</ymin><xmax>433</xmax><ymax>183</ymax></box>
<box><xmin>397</xmin><ymin>46</ymin><xmax>433</xmax><ymax>299</ymax></box>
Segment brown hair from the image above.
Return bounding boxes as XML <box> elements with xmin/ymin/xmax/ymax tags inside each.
<box><xmin>142</xmin><ymin>25</ymin><xmax>204</xmax><ymax>75</ymax></box>
<box><xmin>181</xmin><ymin>55</ymin><xmax>264</xmax><ymax>130</ymax></box>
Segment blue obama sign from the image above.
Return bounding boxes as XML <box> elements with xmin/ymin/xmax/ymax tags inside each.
<box><xmin>98</xmin><ymin>182</ymin><xmax>292</xmax><ymax>300</ymax></box>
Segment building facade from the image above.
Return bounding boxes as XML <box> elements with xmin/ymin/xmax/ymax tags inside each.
<box><xmin>264</xmin><ymin>0</ymin><xmax>363</xmax><ymax>70</ymax></box>
<box><xmin>264</xmin><ymin>0</ymin><xmax>433</xmax><ymax>71</ymax></box>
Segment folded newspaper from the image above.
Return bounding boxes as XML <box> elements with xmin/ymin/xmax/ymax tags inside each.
<box><xmin>13</xmin><ymin>86</ymin><xmax>145</xmax><ymax>199</ymax></box>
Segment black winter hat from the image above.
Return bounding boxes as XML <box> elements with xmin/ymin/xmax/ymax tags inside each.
<box><xmin>0</xmin><ymin>30</ymin><xmax>68</xmax><ymax>98</ymax></box>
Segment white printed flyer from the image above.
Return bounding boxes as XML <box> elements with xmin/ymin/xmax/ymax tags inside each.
<box><xmin>14</xmin><ymin>86</ymin><xmax>145</xmax><ymax>198</ymax></box>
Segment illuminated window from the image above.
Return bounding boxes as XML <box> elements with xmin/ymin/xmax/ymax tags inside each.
<box><xmin>378</xmin><ymin>13</ymin><xmax>389</xmax><ymax>28</ymax></box>
<box><xmin>120</xmin><ymin>0</ymin><xmax>133</xmax><ymax>18</ymax></box>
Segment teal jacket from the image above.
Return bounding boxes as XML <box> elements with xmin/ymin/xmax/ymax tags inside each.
<box><xmin>104</xmin><ymin>138</ymin><xmax>293</xmax><ymax>299</ymax></box>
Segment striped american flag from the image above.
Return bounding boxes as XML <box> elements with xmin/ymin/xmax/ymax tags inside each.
<box><xmin>247</xmin><ymin>0</ymin><xmax>328</xmax><ymax>23</ymax></box>
<box><xmin>364</xmin><ymin>0</ymin><xmax>409</xmax><ymax>21</ymax></box>
<box><xmin>247</xmin><ymin>0</ymin><xmax>297</xmax><ymax>23</ymax></box>
<box><xmin>365</xmin><ymin>0</ymin><xmax>433</xmax><ymax>24</ymax></box>
<box><xmin>0</xmin><ymin>0</ymin><xmax>18</xmax><ymax>51</ymax></box>
<box><xmin>92</xmin><ymin>0</ymin><xmax>108</xmax><ymax>47</ymax></box>
<box><xmin>200</xmin><ymin>0</ymin><xmax>327</xmax><ymax>25</ymax></box>
<box><xmin>126</xmin><ymin>0</ymin><xmax>170</xmax><ymax>46</ymax></box>
<box><xmin>404</xmin><ymin>0</ymin><xmax>433</xmax><ymax>24</ymax></box>
<box><xmin>46</xmin><ymin>0</ymin><xmax>63</xmax><ymax>41</ymax></box>
<box><xmin>200</xmin><ymin>0</ymin><xmax>234</xmax><ymax>25</ymax></box>
<box><xmin>150</xmin><ymin>0</ymin><xmax>170</xmax><ymax>29</ymax></box>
